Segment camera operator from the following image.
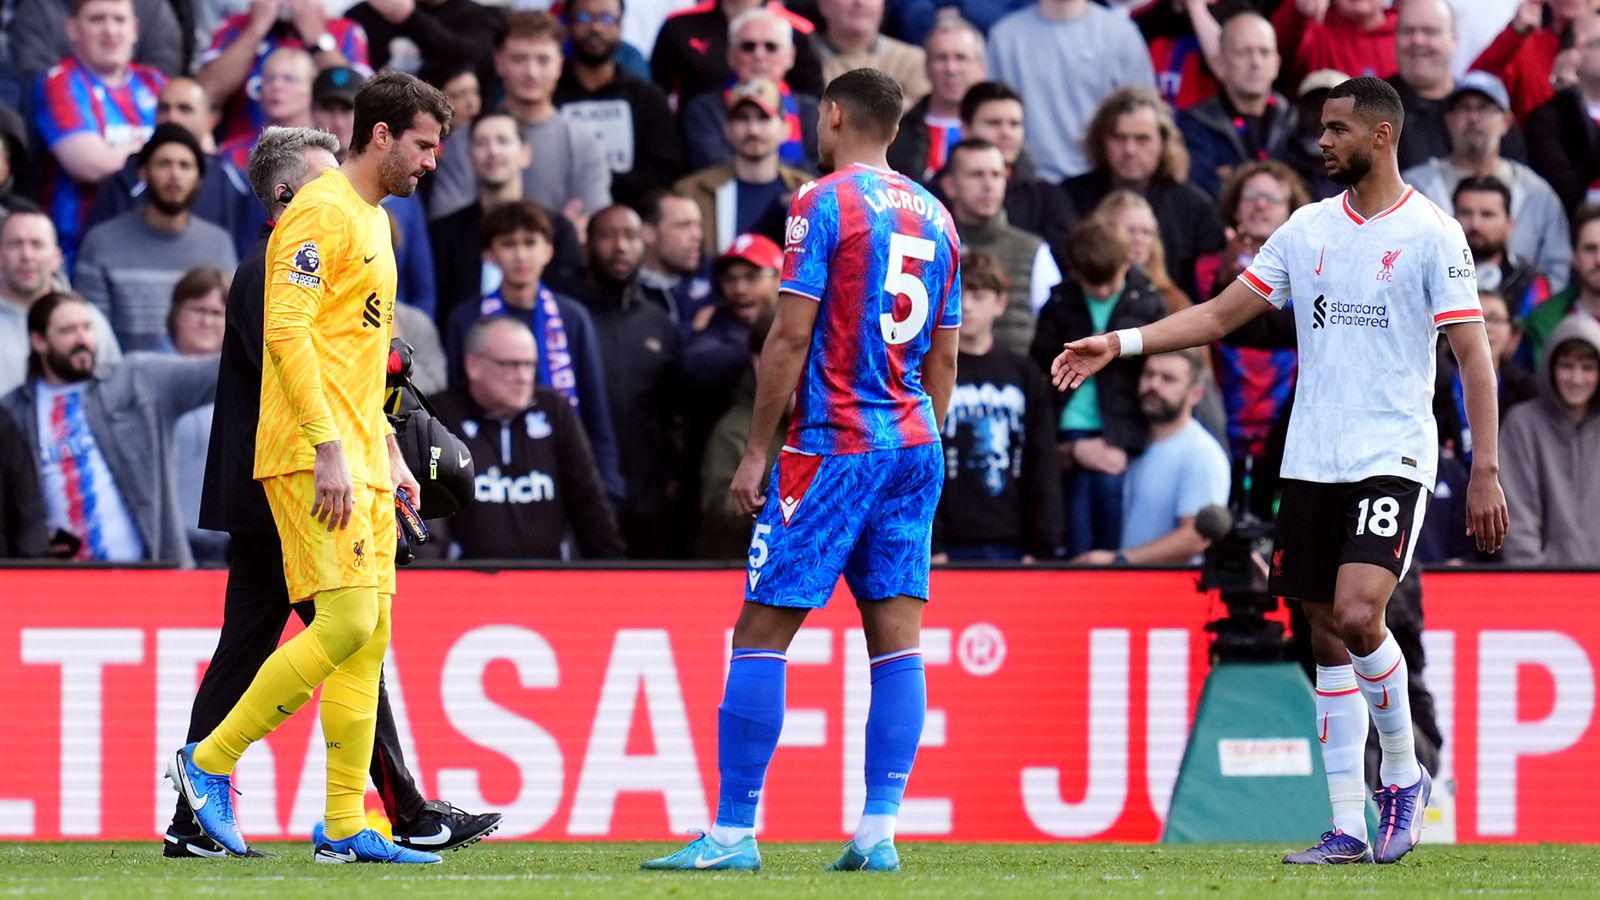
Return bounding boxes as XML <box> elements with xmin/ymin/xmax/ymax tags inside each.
<box><xmin>1073</xmin><ymin>349</ymin><xmax>1229</xmax><ymax>566</ymax></box>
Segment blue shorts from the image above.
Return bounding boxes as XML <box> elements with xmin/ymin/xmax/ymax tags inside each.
<box><xmin>745</xmin><ymin>442</ymin><xmax>943</xmax><ymax>608</ymax></box>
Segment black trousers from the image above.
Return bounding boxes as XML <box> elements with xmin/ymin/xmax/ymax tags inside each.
<box><xmin>169</xmin><ymin>532</ymin><xmax>426</xmax><ymax>835</ymax></box>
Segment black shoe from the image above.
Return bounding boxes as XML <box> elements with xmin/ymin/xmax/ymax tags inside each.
<box><xmin>391</xmin><ymin>800</ymin><xmax>502</xmax><ymax>852</ymax></box>
<box><xmin>163</xmin><ymin>828</ymin><xmax>277</xmax><ymax>859</ymax></box>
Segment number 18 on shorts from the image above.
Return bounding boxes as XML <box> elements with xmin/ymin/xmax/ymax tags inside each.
<box><xmin>1268</xmin><ymin>476</ymin><xmax>1429</xmax><ymax>603</ymax></box>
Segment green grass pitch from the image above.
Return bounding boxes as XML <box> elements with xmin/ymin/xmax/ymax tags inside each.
<box><xmin>4</xmin><ymin>842</ymin><xmax>1598</xmax><ymax>898</ymax></box>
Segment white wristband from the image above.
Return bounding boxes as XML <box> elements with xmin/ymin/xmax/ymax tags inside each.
<box><xmin>1113</xmin><ymin>327</ymin><xmax>1144</xmax><ymax>358</ymax></box>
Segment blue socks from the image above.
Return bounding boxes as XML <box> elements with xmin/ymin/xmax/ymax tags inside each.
<box><xmin>863</xmin><ymin>649</ymin><xmax>926</xmax><ymax>819</ymax></box>
<box><xmin>713</xmin><ymin>648</ymin><xmax>787</xmax><ymax>840</ymax></box>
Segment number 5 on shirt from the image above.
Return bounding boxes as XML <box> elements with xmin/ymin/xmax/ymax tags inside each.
<box><xmin>881</xmin><ymin>232</ymin><xmax>935</xmax><ymax>345</ymax></box>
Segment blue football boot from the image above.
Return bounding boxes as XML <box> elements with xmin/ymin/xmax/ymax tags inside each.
<box><xmin>311</xmin><ymin>822</ymin><xmax>441</xmax><ymax>864</ymax></box>
<box><xmin>1373</xmin><ymin>768</ymin><xmax>1433</xmax><ymax>864</ymax></box>
<box><xmin>826</xmin><ymin>839</ymin><xmax>901</xmax><ymax>871</ymax></box>
<box><xmin>165</xmin><ymin>743</ymin><xmax>247</xmax><ymax>856</ymax></box>
<box><xmin>640</xmin><ymin>832</ymin><xmax>761</xmax><ymax>871</ymax></box>
<box><xmin>1282</xmin><ymin>830</ymin><xmax>1373</xmax><ymax>865</ymax></box>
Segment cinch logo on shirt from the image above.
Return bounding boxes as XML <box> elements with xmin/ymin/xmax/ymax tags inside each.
<box><xmin>1311</xmin><ymin>294</ymin><xmax>1389</xmax><ymax>330</ymax></box>
<box><xmin>475</xmin><ymin>466</ymin><xmax>555</xmax><ymax>504</ymax></box>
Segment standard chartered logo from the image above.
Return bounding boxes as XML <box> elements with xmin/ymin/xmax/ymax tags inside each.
<box><xmin>1310</xmin><ymin>293</ymin><xmax>1388</xmax><ymax>330</ymax></box>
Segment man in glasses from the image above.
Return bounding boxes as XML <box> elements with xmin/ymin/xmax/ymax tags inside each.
<box><xmin>682</xmin><ymin>6</ymin><xmax>820</xmax><ymax>171</ymax></box>
<box><xmin>651</xmin><ymin>0</ymin><xmax>824</xmax><ymax>106</ymax></box>
<box><xmin>555</xmin><ymin>0</ymin><xmax>683</xmax><ymax>207</ymax></box>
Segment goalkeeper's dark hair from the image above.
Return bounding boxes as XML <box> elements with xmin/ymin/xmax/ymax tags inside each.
<box><xmin>1325</xmin><ymin>76</ymin><xmax>1405</xmax><ymax>138</ymax></box>
<box><xmin>822</xmin><ymin>68</ymin><xmax>904</xmax><ymax>142</ymax></box>
<box><xmin>24</xmin><ymin>291</ymin><xmax>88</xmax><ymax>379</ymax></box>
<box><xmin>247</xmin><ymin>126</ymin><xmax>341</xmax><ymax>213</ymax></box>
<box><xmin>350</xmin><ymin>69</ymin><xmax>453</xmax><ymax>156</ymax></box>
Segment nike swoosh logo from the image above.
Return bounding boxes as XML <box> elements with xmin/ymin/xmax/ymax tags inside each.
<box><xmin>190</xmin><ymin>789</ymin><xmax>208</xmax><ymax>811</ymax></box>
<box><xmin>363</xmin><ymin>254</ymin><xmax>377</xmax><ymax>264</ymax></box>
<box><xmin>320</xmin><ymin>848</ymin><xmax>359</xmax><ymax>862</ymax></box>
<box><xmin>277</xmin><ymin>705</ymin><xmax>292</xmax><ymax>716</ymax></box>
<box><xmin>404</xmin><ymin>823</ymin><xmax>453</xmax><ymax>846</ymax></box>
<box><xmin>1315</xmin><ymin>246</ymin><xmax>1325</xmax><ymax>276</ymax></box>
<box><xmin>458</xmin><ymin>451</ymin><xmax>472</xmax><ymax>469</ymax></box>
<box><xmin>1375</xmin><ymin>685</ymin><xmax>1390</xmax><ymax>710</ymax></box>
<box><xmin>1394</xmin><ymin>529</ymin><xmax>1406</xmax><ymax>559</ymax></box>
<box><xmin>1319</xmin><ymin>714</ymin><xmax>1329</xmax><ymax>744</ymax></box>
<box><xmin>694</xmin><ymin>849</ymin><xmax>743</xmax><ymax>868</ymax></box>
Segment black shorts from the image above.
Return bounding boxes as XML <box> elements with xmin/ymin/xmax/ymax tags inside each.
<box><xmin>1267</xmin><ymin>476</ymin><xmax>1429</xmax><ymax>603</ymax></box>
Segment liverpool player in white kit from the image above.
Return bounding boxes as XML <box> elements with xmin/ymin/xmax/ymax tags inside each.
<box><xmin>1052</xmin><ymin>77</ymin><xmax>1509</xmax><ymax>864</ymax></box>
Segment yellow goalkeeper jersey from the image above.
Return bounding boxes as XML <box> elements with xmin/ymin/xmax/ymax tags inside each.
<box><xmin>255</xmin><ymin>169</ymin><xmax>397</xmax><ymax>487</ymax></box>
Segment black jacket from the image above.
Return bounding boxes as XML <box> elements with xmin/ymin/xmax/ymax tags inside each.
<box><xmin>887</xmin><ymin>94</ymin><xmax>936</xmax><ymax>181</ymax></box>
<box><xmin>1525</xmin><ymin>88</ymin><xmax>1600</xmax><ymax>217</ymax></box>
<box><xmin>198</xmin><ymin>226</ymin><xmax>273</xmax><ymax>535</ymax></box>
<box><xmin>1059</xmin><ymin>171</ymin><xmax>1225</xmax><ymax>300</ymax></box>
<box><xmin>1030</xmin><ymin>267</ymin><xmax>1167</xmax><ymax>454</ymax></box>
<box><xmin>650</xmin><ymin>2</ymin><xmax>824</xmax><ymax>103</ymax></box>
<box><xmin>0</xmin><ymin>402</ymin><xmax>45</xmax><ymax>558</ymax></box>
<box><xmin>427</xmin><ymin>200</ymin><xmax>584</xmax><ymax>329</ymax></box>
<box><xmin>554</xmin><ymin>65</ymin><xmax>683</xmax><ymax>209</ymax></box>
<box><xmin>346</xmin><ymin>0</ymin><xmax>504</xmax><ymax>88</ymax></box>
<box><xmin>933</xmin><ymin>346</ymin><xmax>1062</xmax><ymax>558</ymax></box>
<box><xmin>432</xmin><ymin>385</ymin><xmax>624</xmax><ymax>560</ymax></box>
<box><xmin>574</xmin><ymin>277</ymin><xmax>683</xmax><ymax>521</ymax></box>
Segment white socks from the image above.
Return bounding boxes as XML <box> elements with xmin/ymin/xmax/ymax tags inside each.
<box><xmin>709</xmin><ymin>824</ymin><xmax>753</xmax><ymax>846</ymax></box>
<box><xmin>1316</xmin><ymin>664</ymin><xmax>1370</xmax><ymax>841</ymax></box>
<box><xmin>1351</xmin><ymin>632</ymin><xmax>1423</xmax><ymax>789</ymax></box>
<box><xmin>853</xmin><ymin>813</ymin><xmax>896</xmax><ymax>851</ymax></box>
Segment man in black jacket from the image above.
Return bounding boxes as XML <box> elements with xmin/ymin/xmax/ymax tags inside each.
<box><xmin>346</xmin><ymin>0</ymin><xmax>504</xmax><ymax>90</ymax></box>
<box><xmin>575</xmin><ymin>205</ymin><xmax>683</xmax><ymax>558</ymax></box>
<box><xmin>173</xmin><ymin>126</ymin><xmax>501</xmax><ymax>858</ymax></box>
<box><xmin>0</xmin><ymin>403</ymin><xmax>45</xmax><ymax>558</ymax></box>
<box><xmin>1526</xmin><ymin>12</ymin><xmax>1600</xmax><ymax>218</ymax></box>
<box><xmin>434</xmin><ymin>316</ymin><xmax>625</xmax><ymax>559</ymax></box>
<box><xmin>1030</xmin><ymin>218</ymin><xmax>1166</xmax><ymax>557</ymax></box>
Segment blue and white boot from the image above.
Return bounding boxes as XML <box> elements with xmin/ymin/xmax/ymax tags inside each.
<box><xmin>1282</xmin><ymin>830</ymin><xmax>1374</xmax><ymax>865</ymax></box>
<box><xmin>1374</xmin><ymin>768</ymin><xmax>1433</xmax><ymax>864</ymax></box>
<box><xmin>640</xmin><ymin>832</ymin><xmax>761</xmax><ymax>871</ymax></box>
<box><xmin>165</xmin><ymin>743</ymin><xmax>247</xmax><ymax>856</ymax></box>
<box><xmin>312</xmin><ymin>822</ymin><xmax>441</xmax><ymax>864</ymax></box>
<box><xmin>826</xmin><ymin>839</ymin><xmax>901</xmax><ymax>871</ymax></box>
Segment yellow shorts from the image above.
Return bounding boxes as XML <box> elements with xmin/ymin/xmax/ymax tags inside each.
<box><xmin>263</xmin><ymin>472</ymin><xmax>395</xmax><ymax>602</ymax></box>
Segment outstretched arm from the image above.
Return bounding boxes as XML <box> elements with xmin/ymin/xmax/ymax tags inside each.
<box><xmin>1051</xmin><ymin>277</ymin><xmax>1272</xmax><ymax>391</ymax></box>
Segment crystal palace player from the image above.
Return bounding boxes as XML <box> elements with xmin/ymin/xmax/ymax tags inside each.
<box><xmin>642</xmin><ymin>68</ymin><xmax>961</xmax><ymax>874</ymax></box>
<box><xmin>1053</xmin><ymin>77</ymin><xmax>1509</xmax><ymax>865</ymax></box>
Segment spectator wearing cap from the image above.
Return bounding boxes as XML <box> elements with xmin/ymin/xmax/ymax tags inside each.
<box><xmin>1391</xmin><ymin>0</ymin><xmax>1530</xmax><ymax>171</ymax></box>
<box><xmin>683</xmin><ymin>233</ymin><xmax>781</xmax><ymax>408</ymax></box>
<box><xmin>433</xmin><ymin>316</ymin><xmax>626</xmax><ymax>560</ymax></box>
<box><xmin>674</xmin><ymin>78</ymin><xmax>810</xmax><ymax>255</ymax></box>
<box><xmin>1474</xmin><ymin>0</ymin><xmax>1593</xmax><ymax>122</ymax></box>
<box><xmin>197</xmin><ymin>0</ymin><xmax>369</xmax><ymax>144</ymax></box>
<box><xmin>553</xmin><ymin>0</ymin><xmax>683</xmax><ymax>210</ymax></box>
<box><xmin>956</xmin><ymin>82</ymin><xmax>1072</xmax><ymax>253</ymax></box>
<box><xmin>812</xmin><ymin>0</ymin><xmax>930</xmax><ymax>108</ymax></box>
<box><xmin>1280</xmin><ymin>68</ymin><xmax>1349</xmax><ymax>199</ymax></box>
<box><xmin>311</xmin><ymin>66</ymin><xmax>364</xmax><ymax>155</ymax></box>
<box><xmin>85</xmin><ymin>76</ymin><xmax>265</xmax><ymax>261</ymax></box>
<box><xmin>1526</xmin><ymin>12</ymin><xmax>1600</xmax><ymax>216</ymax></box>
<box><xmin>681</xmin><ymin>7</ymin><xmax>820</xmax><ymax>172</ymax></box>
<box><xmin>650</xmin><ymin>0</ymin><xmax>824</xmax><ymax>107</ymax></box>
<box><xmin>1177</xmin><ymin>12</ymin><xmax>1297</xmax><ymax>199</ymax></box>
<box><xmin>989</xmin><ymin>0</ymin><xmax>1156</xmax><ymax>182</ymax></box>
<box><xmin>33</xmin><ymin>0</ymin><xmax>167</xmax><ymax>266</ymax></box>
<box><xmin>941</xmin><ymin>139</ymin><xmax>1060</xmax><ymax>355</ymax></box>
<box><xmin>1405</xmin><ymin>70</ymin><xmax>1572</xmax><ymax>291</ymax></box>
<box><xmin>495</xmin><ymin>10</ymin><xmax>613</xmax><ymax>226</ymax></box>
<box><xmin>1272</xmin><ymin>0</ymin><xmax>1398</xmax><ymax>89</ymax></box>
<box><xmin>888</xmin><ymin>18</ymin><xmax>988</xmax><ymax>183</ymax></box>
<box><xmin>8</xmin><ymin>0</ymin><xmax>182</xmax><ymax>84</ymax></box>
<box><xmin>75</xmin><ymin>124</ymin><xmax>238</xmax><ymax>352</ymax></box>
<box><xmin>346</xmin><ymin>0</ymin><xmax>504</xmax><ymax>90</ymax></box>
<box><xmin>1060</xmin><ymin>86</ymin><xmax>1226</xmax><ymax>302</ymax></box>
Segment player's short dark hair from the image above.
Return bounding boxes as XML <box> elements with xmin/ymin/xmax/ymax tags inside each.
<box><xmin>959</xmin><ymin>81</ymin><xmax>1022</xmax><ymax>126</ymax></box>
<box><xmin>1453</xmin><ymin>174</ymin><xmax>1512</xmax><ymax>215</ymax></box>
<box><xmin>1325</xmin><ymin>76</ymin><xmax>1405</xmax><ymax>137</ymax></box>
<box><xmin>942</xmin><ymin>137</ymin><xmax>1002</xmax><ymax>179</ymax></box>
<box><xmin>822</xmin><ymin>68</ymin><xmax>904</xmax><ymax>142</ymax></box>
<box><xmin>1065</xmin><ymin>217</ymin><xmax>1130</xmax><ymax>287</ymax></box>
<box><xmin>1573</xmin><ymin>204</ymin><xmax>1600</xmax><ymax>244</ymax></box>
<box><xmin>961</xmin><ymin>250</ymin><xmax>1010</xmax><ymax>295</ymax></box>
<box><xmin>480</xmin><ymin>200</ymin><xmax>554</xmax><ymax>249</ymax></box>
<box><xmin>166</xmin><ymin>265</ymin><xmax>229</xmax><ymax>339</ymax></box>
<box><xmin>498</xmin><ymin>9</ymin><xmax>566</xmax><ymax>50</ymax></box>
<box><xmin>469</xmin><ymin>106</ymin><xmax>523</xmax><ymax>141</ymax></box>
<box><xmin>350</xmin><ymin>69</ymin><xmax>453</xmax><ymax>156</ymax></box>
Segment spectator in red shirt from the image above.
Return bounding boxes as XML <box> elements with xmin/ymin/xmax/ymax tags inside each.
<box><xmin>1272</xmin><ymin>0</ymin><xmax>1398</xmax><ymax>89</ymax></box>
<box><xmin>196</xmin><ymin>0</ymin><xmax>370</xmax><ymax>143</ymax></box>
<box><xmin>1475</xmin><ymin>0</ymin><xmax>1600</xmax><ymax>122</ymax></box>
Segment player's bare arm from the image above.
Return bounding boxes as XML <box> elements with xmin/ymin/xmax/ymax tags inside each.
<box><xmin>730</xmin><ymin>293</ymin><xmax>821</xmax><ymax>517</ymax></box>
<box><xmin>1051</xmin><ymin>277</ymin><xmax>1272</xmax><ymax>391</ymax></box>
<box><xmin>387</xmin><ymin>432</ymin><xmax>421</xmax><ymax>516</ymax></box>
<box><xmin>1445</xmin><ymin>321</ymin><xmax>1510</xmax><ymax>554</ymax></box>
<box><xmin>923</xmin><ymin>328</ymin><xmax>960</xmax><ymax>426</ymax></box>
<box><xmin>311</xmin><ymin>440</ymin><xmax>355</xmax><ymax>531</ymax></box>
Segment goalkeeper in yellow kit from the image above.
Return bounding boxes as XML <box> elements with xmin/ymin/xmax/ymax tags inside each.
<box><xmin>167</xmin><ymin>71</ymin><xmax>453</xmax><ymax>863</ymax></box>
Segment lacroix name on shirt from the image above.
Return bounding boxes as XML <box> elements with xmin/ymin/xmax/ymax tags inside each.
<box><xmin>863</xmin><ymin>187</ymin><xmax>946</xmax><ymax>230</ymax></box>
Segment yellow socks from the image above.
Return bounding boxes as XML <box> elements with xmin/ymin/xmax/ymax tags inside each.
<box><xmin>320</xmin><ymin>593</ymin><xmax>391</xmax><ymax>840</ymax></box>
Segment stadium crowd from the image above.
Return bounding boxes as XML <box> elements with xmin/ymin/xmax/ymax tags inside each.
<box><xmin>0</xmin><ymin>0</ymin><xmax>1596</xmax><ymax>568</ymax></box>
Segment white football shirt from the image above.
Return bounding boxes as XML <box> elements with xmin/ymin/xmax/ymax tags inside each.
<box><xmin>1240</xmin><ymin>187</ymin><xmax>1483</xmax><ymax>487</ymax></box>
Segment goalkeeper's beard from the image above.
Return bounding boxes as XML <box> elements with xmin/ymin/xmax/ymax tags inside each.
<box><xmin>378</xmin><ymin>147</ymin><xmax>421</xmax><ymax>198</ymax></box>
